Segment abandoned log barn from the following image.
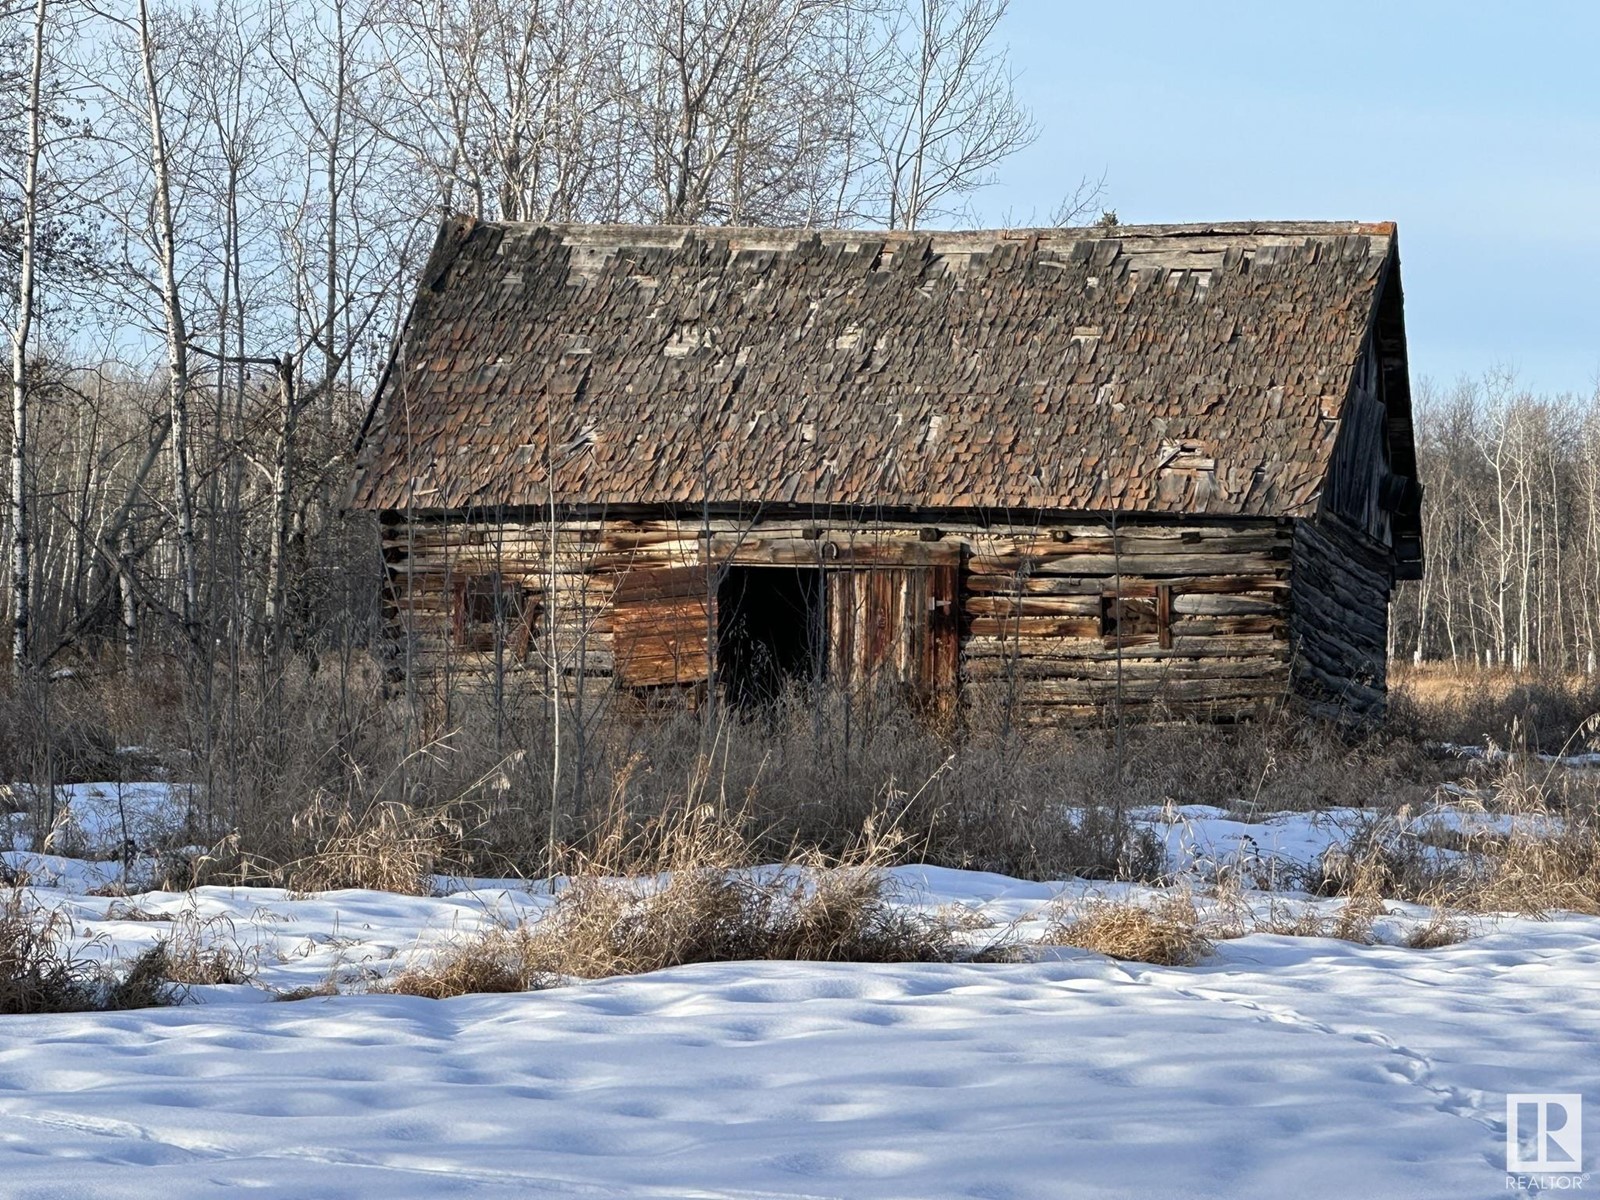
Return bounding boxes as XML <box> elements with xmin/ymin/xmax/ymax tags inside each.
<box><xmin>348</xmin><ymin>217</ymin><xmax>1423</xmax><ymax>723</ymax></box>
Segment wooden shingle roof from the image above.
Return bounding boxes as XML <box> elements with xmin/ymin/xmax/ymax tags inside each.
<box><xmin>350</xmin><ymin>218</ymin><xmax>1409</xmax><ymax>519</ymax></box>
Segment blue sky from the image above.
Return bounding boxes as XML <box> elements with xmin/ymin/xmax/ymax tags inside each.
<box><xmin>982</xmin><ymin>1</ymin><xmax>1600</xmax><ymax>396</ymax></box>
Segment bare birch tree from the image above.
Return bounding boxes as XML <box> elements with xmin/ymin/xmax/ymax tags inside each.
<box><xmin>861</xmin><ymin>0</ymin><xmax>1034</xmax><ymax>229</ymax></box>
<box><xmin>7</xmin><ymin>0</ymin><xmax>47</xmax><ymax>675</ymax></box>
<box><xmin>132</xmin><ymin>0</ymin><xmax>200</xmax><ymax>641</ymax></box>
<box><xmin>622</xmin><ymin>0</ymin><xmax>866</xmax><ymax>225</ymax></box>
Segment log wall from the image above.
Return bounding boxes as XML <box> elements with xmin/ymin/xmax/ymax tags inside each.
<box><xmin>1287</xmin><ymin>515</ymin><xmax>1392</xmax><ymax>719</ymax></box>
<box><xmin>377</xmin><ymin>511</ymin><xmax>1320</xmax><ymax>722</ymax></box>
<box><xmin>958</xmin><ymin>520</ymin><xmax>1293</xmax><ymax>723</ymax></box>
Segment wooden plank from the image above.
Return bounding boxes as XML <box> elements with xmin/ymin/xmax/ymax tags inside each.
<box><xmin>1288</xmin><ymin>516</ymin><xmax>1392</xmax><ymax>719</ymax></box>
<box><xmin>963</xmin><ymin>595</ymin><xmax>1102</xmax><ymax>617</ymax></box>
<box><xmin>963</xmin><ymin>654</ymin><xmax>1288</xmax><ymax>682</ymax></box>
<box><xmin>611</xmin><ymin>564</ymin><xmax>714</xmax><ymax>689</ymax></box>
<box><xmin>962</xmin><ymin>633</ymin><xmax>1285</xmax><ymax>659</ymax></box>
<box><xmin>964</xmin><ymin>677</ymin><xmax>1289</xmax><ymax>706</ymax></box>
<box><xmin>993</xmin><ymin>551</ymin><xmax>1288</xmax><ymax>576</ymax></box>
<box><xmin>963</xmin><ymin>572</ymin><xmax>1288</xmax><ymax>596</ymax></box>
<box><xmin>928</xmin><ymin>562</ymin><xmax>961</xmax><ymax>717</ymax></box>
<box><xmin>967</xmin><ymin>616</ymin><xmax>1104</xmax><ymax>639</ymax></box>
<box><xmin>708</xmin><ymin>534</ymin><xmax>963</xmax><ymax>568</ymax></box>
<box><xmin>998</xmin><ymin>678</ymin><xmax>1290</xmax><ymax>702</ymax></box>
<box><xmin>1170</xmin><ymin>592</ymin><xmax>1281</xmax><ymax>616</ymax></box>
<box><xmin>1170</xmin><ymin>615</ymin><xmax>1286</xmax><ymax>638</ymax></box>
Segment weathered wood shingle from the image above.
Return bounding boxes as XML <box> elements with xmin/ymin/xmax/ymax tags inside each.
<box><xmin>350</xmin><ymin>219</ymin><xmax>1403</xmax><ymax>518</ymax></box>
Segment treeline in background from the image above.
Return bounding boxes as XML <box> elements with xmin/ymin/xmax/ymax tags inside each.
<box><xmin>1397</xmin><ymin>372</ymin><xmax>1600</xmax><ymax>675</ymax></box>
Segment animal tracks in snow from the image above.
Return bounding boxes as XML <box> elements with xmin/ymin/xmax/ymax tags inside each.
<box><xmin>1</xmin><ymin>848</ymin><xmax>1597</xmax><ymax>1198</ymax></box>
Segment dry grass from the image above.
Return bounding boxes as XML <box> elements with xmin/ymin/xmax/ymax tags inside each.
<box><xmin>1452</xmin><ymin>743</ymin><xmax>1600</xmax><ymax>916</ymax></box>
<box><xmin>0</xmin><ymin>887</ymin><xmax>101</xmax><ymax>1013</ymax></box>
<box><xmin>1052</xmin><ymin>848</ymin><xmax>1404</xmax><ymax>968</ymax></box>
<box><xmin>273</xmin><ymin>978</ymin><xmax>340</xmax><ymax>1002</ymax></box>
<box><xmin>1278</xmin><ymin>742</ymin><xmax>1600</xmax><ymax>918</ymax></box>
<box><xmin>1391</xmin><ymin>662</ymin><xmax>1600</xmax><ymax>752</ymax></box>
<box><xmin>279</xmin><ymin>794</ymin><xmax>462</xmax><ymax>897</ymax></box>
<box><xmin>1298</xmin><ymin>811</ymin><xmax>1445</xmax><ymax>905</ymax></box>
<box><xmin>441</xmin><ymin>686</ymin><xmax>1181</xmax><ymax>885</ymax></box>
<box><xmin>102</xmin><ymin>945</ymin><xmax>183</xmax><ymax>1010</ymax></box>
<box><xmin>103</xmin><ymin>900</ymin><xmax>173</xmax><ymax>922</ymax></box>
<box><xmin>1402</xmin><ymin>911</ymin><xmax>1471</xmax><ymax>949</ymax></box>
<box><xmin>1048</xmin><ymin>870</ymin><xmax>1430</xmax><ymax>966</ymax></box>
<box><xmin>387</xmin><ymin>925</ymin><xmax>550</xmax><ymax>998</ymax></box>
<box><xmin>1050</xmin><ymin>894</ymin><xmax>1213</xmax><ymax>966</ymax></box>
<box><xmin>4</xmin><ymin>656</ymin><xmax>1462</xmax><ymax>892</ymax></box>
<box><xmin>1455</xmin><ymin>804</ymin><xmax>1600</xmax><ymax>917</ymax></box>
<box><xmin>1329</xmin><ymin>891</ymin><xmax>1388</xmax><ymax>943</ymax></box>
<box><xmin>150</xmin><ymin>907</ymin><xmax>259</xmax><ymax>986</ymax></box>
<box><xmin>389</xmin><ymin>805</ymin><xmax>959</xmax><ymax>999</ymax></box>
<box><xmin>0</xmin><ymin>887</ymin><xmax>237</xmax><ymax>1012</ymax></box>
<box><xmin>1234</xmin><ymin>906</ymin><xmax>1336</xmax><ymax>940</ymax></box>
<box><xmin>1224</xmin><ymin>895</ymin><xmax>1384</xmax><ymax>945</ymax></box>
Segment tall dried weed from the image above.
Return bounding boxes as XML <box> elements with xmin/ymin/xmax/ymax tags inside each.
<box><xmin>389</xmin><ymin>805</ymin><xmax>958</xmax><ymax>998</ymax></box>
<box><xmin>280</xmin><ymin>794</ymin><xmax>463</xmax><ymax>896</ymax></box>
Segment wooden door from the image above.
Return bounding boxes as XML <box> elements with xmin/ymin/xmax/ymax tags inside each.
<box><xmin>608</xmin><ymin>565</ymin><xmax>716</xmax><ymax>689</ymax></box>
<box><xmin>826</xmin><ymin>565</ymin><xmax>960</xmax><ymax>710</ymax></box>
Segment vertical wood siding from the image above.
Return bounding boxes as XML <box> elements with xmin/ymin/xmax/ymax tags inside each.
<box><xmin>826</xmin><ymin>565</ymin><xmax>960</xmax><ymax>709</ymax></box>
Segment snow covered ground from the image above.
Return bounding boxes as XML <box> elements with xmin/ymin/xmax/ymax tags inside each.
<box><xmin>2</xmin><ymin>787</ymin><xmax>1597</xmax><ymax>1198</ymax></box>
<box><xmin>3</xmin><ymin>779</ymin><xmax>195</xmax><ymax>856</ymax></box>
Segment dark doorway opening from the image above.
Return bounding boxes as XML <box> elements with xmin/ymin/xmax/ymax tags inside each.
<box><xmin>717</xmin><ymin>567</ymin><xmax>825</xmax><ymax>708</ymax></box>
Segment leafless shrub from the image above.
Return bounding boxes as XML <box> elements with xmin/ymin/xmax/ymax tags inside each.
<box><xmin>4</xmin><ymin>657</ymin><xmax>1461</xmax><ymax>902</ymax></box>
<box><xmin>0</xmin><ymin>671</ymin><xmax>188</xmax><ymax>799</ymax></box>
<box><xmin>377</xmin><ymin>682</ymin><xmax>1179</xmax><ymax>887</ymax></box>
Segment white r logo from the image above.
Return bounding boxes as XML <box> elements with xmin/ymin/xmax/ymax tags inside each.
<box><xmin>1507</xmin><ymin>1094</ymin><xmax>1584</xmax><ymax>1174</ymax></box>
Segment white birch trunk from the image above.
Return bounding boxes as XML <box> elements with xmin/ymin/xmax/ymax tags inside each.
<box><xmin>137</xmin><ymin>0</ymin><xmax>199</xmax><ymax>642</ymax></box>
<box><xmin>8</xmin><ymin>0</ymin><xmax>47</xmax><ymax>676</ymax></box>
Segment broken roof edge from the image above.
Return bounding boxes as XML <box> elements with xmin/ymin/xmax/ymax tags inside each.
<box><xmin>1367</xmin><ymin>235</ymin><xmax>1424</xmax><ymax>578</ymax></box>
<box><xmin>471</xmin><ymin>217</ymin><xmax>1398</xmax><ymax>255</ymax></box>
